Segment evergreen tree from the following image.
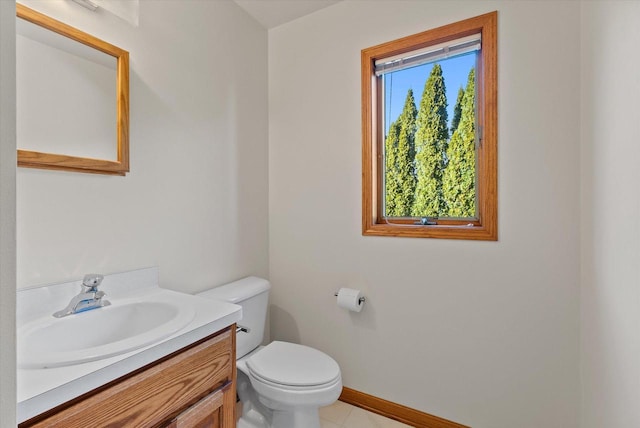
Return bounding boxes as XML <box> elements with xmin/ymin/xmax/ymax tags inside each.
<box><xmin>384</xmin><ymin>120</ymin><xmax>401</xmax><ymax>216</ymax></box>
<box><xmin>384</xmin><ymin>89</ymin><xmax>417</xmax><ymax>217</ymax></box>
<box><xmin>443</xmin><ymin>68</ymin><xmax>476</xmax><ymax>217</ymax></box>
<box><xmin>450</xmin><ymin>87</ymin><xmax>464</xmax><ymax>135</ymax></box>
<box><xmin>392</xmin><ymin>89</ymin><xmax>417</xmax><ymax>216</ymax></box>
<box><xmin>412</xmin><ymin>64</ymin><xmax>449</xmax><ymax>217</ymax></box>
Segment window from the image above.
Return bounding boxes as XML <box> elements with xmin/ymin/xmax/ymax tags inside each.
<box><xmin>362</xmin><ymin>12</ymin><xmax>497</xmax><ymax>240</ymax></box>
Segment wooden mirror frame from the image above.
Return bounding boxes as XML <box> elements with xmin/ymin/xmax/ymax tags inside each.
<box><xmin>16</xmin><ymin>4</ymin><xmax>129</xmax><ymax>176</ymax></box>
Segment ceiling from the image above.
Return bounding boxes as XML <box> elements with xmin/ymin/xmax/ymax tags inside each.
<box><xmin>233</xmin><ymin>0</ymin><xmax>342</xmax><ymax>29</ymax></box>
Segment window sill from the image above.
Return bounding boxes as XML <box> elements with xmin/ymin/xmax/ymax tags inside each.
<box><xmin>362</xmin><ymin>222</ymin><xmax>497</xmax><ymax>241</ymax></box>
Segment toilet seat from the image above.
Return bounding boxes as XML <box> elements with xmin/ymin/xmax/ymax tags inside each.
<box><xmin>238</xmin><ymin>341</ymin><xmax>343</xmax><ymax>411</ymax></box>
<box><xmin>246</xmin><ymin>341</ymin><xmax>341</xmax><ymax>388</ymax></box>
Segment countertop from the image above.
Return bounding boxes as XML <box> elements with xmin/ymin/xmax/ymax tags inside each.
<box><xmin>16</xmin><ymin>267</ymin><xmax>242</xmax><ymax>424</ymax></box>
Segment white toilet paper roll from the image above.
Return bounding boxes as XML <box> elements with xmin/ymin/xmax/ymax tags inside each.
<box><xmin>336</xmin><ymin>288</ymin><xmax>364</xmax><ymax>312</ymax></box>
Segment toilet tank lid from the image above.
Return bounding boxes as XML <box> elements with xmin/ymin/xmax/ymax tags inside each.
<box><xmin>197</xmin><ymin>276</ymin><xmax>271</xmax><ymax>303</ymax></box>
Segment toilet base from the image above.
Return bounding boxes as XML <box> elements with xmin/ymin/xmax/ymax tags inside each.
<box><xmin>237</xmin><ymin>413</ymin><xmax>266</xmax><ymax>428</ymax></box>
<box><xmin>271</xmin><ymin>407</ymin><xmax>321</xmax><ymax>428</ymax></box>
<box><xmin>237</xmin><ymin>360</ymin><xmax>328</xmax><ymax>428</ymax></box>
<box><xmin>237</xmin><ymin>407</ymin><xmax>321</xmax><ymax>428</ymax></box>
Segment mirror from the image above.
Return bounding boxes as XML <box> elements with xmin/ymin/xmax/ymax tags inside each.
<box><xmin>16</xmin><ymin>4</ymin><xmax>129</xmax><ymax>175</ymax></box>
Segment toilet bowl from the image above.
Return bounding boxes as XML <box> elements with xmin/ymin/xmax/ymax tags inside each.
<box><xmin>197</xmin><ymin>277</ymin><xmax>342</xmax><ymax>428</ymax></box>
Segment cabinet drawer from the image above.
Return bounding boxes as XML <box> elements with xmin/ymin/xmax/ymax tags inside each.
<box><xmin>21</xmin><ymin>327</ymin><xmax>234</xmax><ymax>428</ymax></box>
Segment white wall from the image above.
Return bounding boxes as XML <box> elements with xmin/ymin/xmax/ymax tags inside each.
<box><xmin>0</xmin><ymin>1</ymin><xmax>17</xmax><ymax>426</ymax></box>
<box><xmin>580</xmin><ymin>2</ymin><xmax>640</xmax><ymax>427</ymax></box>
<box><xmin>268</xmin><ymin>1</ymin><xmax>581</xmax><ymax>427</ymax></box>
<box><xmin>16</xmin><ymin>0</ymin><xmax>269</xmax><ymax>292</ymax></box>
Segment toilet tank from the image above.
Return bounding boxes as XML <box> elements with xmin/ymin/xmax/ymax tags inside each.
<box><xmin>197</xmin><ymin>276</ymin><xmax>270</xmax><ymax>359</ymax></box>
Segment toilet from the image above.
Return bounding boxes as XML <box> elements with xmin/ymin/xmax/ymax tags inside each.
<box><xmin>197</xmin><ymin>277</ymin><xmax>342</xmax><ymax>428</ymax></box>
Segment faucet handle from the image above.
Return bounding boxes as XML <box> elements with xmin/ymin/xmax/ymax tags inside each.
<box><xmin>82</xmin><ymin>274</ymin><xmax>104</xmax><ymax>291</ymax></box>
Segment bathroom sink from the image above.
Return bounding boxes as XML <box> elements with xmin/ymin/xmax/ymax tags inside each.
<box><xmin>18</xmin><ymin>300</ymin><xmax>196</xmax><ymax>369</ymax></box>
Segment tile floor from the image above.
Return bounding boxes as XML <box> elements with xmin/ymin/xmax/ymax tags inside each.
<box><xmin>319</xmin><ymin>400</ymin><xmax>412</xmax><ymax>428</ymax></box>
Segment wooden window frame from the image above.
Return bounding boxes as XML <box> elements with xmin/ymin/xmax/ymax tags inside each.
<box><xmin>362</xmin><ymin>11</ymin><xmax>497</xmax><ymax>240</ymax></box>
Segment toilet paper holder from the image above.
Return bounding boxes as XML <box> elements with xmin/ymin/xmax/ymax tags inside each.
<box><xmin>334</xmin><ymin>291</ymin><xmax>366</xmax><ymax>304</ymax></box>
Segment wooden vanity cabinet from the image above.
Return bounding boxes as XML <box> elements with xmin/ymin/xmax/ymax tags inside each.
<box><xmin>20</xmin><ymin>325</ymin><xmax>237</xmax><ymax>428</ymax></box>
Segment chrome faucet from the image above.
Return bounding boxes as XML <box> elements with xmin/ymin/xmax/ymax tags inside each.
<box><xmin>53</xmin><ymin>274</ymin><xmax>111</xmax><ymax>318</ymax></box>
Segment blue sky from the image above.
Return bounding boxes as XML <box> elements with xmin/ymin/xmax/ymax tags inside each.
<box><xmin>383</xmin><ymin>52</ymin><xmax>476</xmax><ymax>135</ymax></box>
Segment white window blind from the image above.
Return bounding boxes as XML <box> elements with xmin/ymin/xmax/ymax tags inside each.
<box><xmin>374</xmin><ymin>33</ymin><xmax>481</xmax><ymax>76</ymax></box>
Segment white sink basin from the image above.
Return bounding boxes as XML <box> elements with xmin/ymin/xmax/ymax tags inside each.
<box><xmin>18</xmin><ymin>300</ymin><xmax>195</xmax><ymax>369</ymax></box>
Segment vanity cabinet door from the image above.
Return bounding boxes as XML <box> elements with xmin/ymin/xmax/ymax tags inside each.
<box><xmin>165</xmin><ymin>388</ymin><xmax>223</xmax><ymax>428</ymax></box>
<box><xmin>165</xmin><ymin>383</ymin><xmax>232</xmax><ymax>428</ymax></box>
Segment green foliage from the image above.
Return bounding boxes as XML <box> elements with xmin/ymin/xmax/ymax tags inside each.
<box><xmin>384</xmin><ymin>120</ymin><xmax>401</xmax><ymax>216</ymax></box>
<box><xmin>450</xmin><ymin>87</ymin><xmax>464</xmax><ymax>135</ymax></box>
<box><xmin>443</xmin><ymin>68</ymin><xmax>476</xmax><ymax>217</ymax></box>
<box><xmin>383</xmin><ymin>64</ymin><xmax>477</xmax><ymax>219</ymax></box>
<box><xmin>385</xmin><ymin>90</ymin><xmax>417</xmax><ymax>216</ymax></box>
<box><xmin>412</xmin><ymin>64</ymin><xmax>449</xmax><ymax>217</ymax></box>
